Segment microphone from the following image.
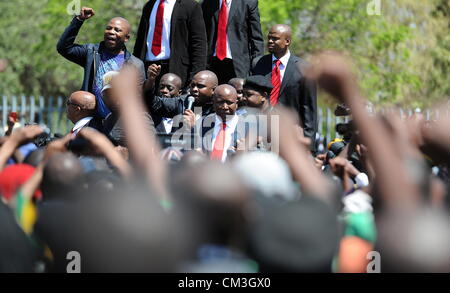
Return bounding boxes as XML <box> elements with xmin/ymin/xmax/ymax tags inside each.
<box><xmin>186</xmin><ymin>96</ymin><xmax>195</xmax><ymax>111</ymax></box>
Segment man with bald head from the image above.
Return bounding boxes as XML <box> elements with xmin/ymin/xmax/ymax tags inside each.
<box><xmin>159</xmin><ymin>73</ymin><xmax>182</xmax><ymax>98</ymax></box>
<box><xmin>57</xmin><ymin>7</ymin><xmax>145</xmax><ymax>118</ymax></box>
<box><xmin>252</xmin><ymin>24</ymin><xmax>318</xmax><ymax>149</ymax></box>
<box><xmin>144</xmin><ymin>70</ymin><xmax>183</xmax><ymax>133</ymax></box>
<box><xmin>66</xmin><ymin>91</ymin><xmax>100</xmax><ymax>136</ymax></box>
<box><xmin>148</xmin><ymin>70</ymin><xmax>218</xmax><ymax>133</ymax></box>
<box><xmin>201</xmin><ymin>84</ymin><xmax>248</xmax><ymax>161</ymax></box>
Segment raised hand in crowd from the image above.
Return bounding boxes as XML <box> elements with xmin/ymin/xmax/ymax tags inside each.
<box><xmin>112</xmin><ymin>66</ymin><xmax>169</xmax><ymax>200</ymax></box>
<box><xmin>0</xmin><ymin>125</ymin><xmax>44</xmax><ymax>171</ymax></box>
<box><xmin>271</xmin><ymin>107</ymin><xmax>335</xmax><ymax>203</ymax></box>
<box><xmin>76</xmin><ymin>7</ymin><xmax>95</xmax><ymax>21</ymax></box>
<box><xmin>144</xmin><ymin>64</ymin><xmax>162</xmax><ymax>93</ymax></box>
<box><xmin>329</xmin><ymin>157</ymin><xmax>361</xmax><ymax>193</ymax></box>
<box><xmin>77</xmin><ymin>127</ymin><xmax>132</xmax><ymax>180</ymax></box>
<box><xmin>306</xmin><ymin>51</ymin><xmax>420</xmax><ymax>210</ymax></box>
<box><xmin>314</xmin><ymin>153</ymin><xmax>326</xmax><ymax>170</ymax></box>
<box><xmin>19</xmin><ymin>134</ymin><xmax>73</xmax><ymax>202</ymax></box>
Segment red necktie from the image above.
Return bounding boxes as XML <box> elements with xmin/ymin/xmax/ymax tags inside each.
<box><xmin>270</xmin><ymin>59</ymin><xmax>281</xmax><ymax>106</ymax></box>
<box><xmin>211</xmin><ymin>122</ymin><xmax>227</xmax><ymax>160</ymax></box>
<box><xmin>216</xmin><ymin>0</ymin><xmax>228</xmax><ymax>60</ymax></box>
<box><xmin>151</xmin><ymin>0</ymin><xmax>165</xmax><ymax>56</ymax></box>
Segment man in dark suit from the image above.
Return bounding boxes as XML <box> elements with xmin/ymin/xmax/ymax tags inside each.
<box><xmin>201</xmin><ymin>84</ymin><xmax>259</xmax><ymax>161</ymax></box>
<box><xmin>66</xmin><ymin>91</ymin><xmax>103</xmax><ymax>136</ymax></box>
<box><xmin>133</xmin><ymin>0</ymin><xmax>207</xmax><ymax>87</ymax></box>
<box><xmin>201</xmin><ymin>0</ymin><xmax>264</xmax><ymax>85</ymax></box>
<box><xmin>252</xmin><ymin>24</ymin><xmax>317</xmax><ymax>145</ymax></box>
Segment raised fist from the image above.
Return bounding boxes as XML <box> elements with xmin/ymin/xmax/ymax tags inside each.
<box><xmin>147</xmin><ymin>64</ymin><xmax>161</xmax><ymax>81</ymax></box>
<box><xmin>77</xmin><ymin>7</ymin><xmax>95</xmax><ymax>21</ymax></box>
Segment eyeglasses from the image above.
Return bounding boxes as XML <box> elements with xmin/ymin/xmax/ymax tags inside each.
<box><xmin>66</xmin><ymin>100</ymin><xmax>84</xmax><ymax>108</ymax></box>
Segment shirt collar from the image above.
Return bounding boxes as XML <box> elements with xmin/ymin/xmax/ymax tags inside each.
<box><xmin>72</xmin><ymin>116</ymin><xmax>93</xmax><ymax>132</ymax></box>
<box><xmin>272</xmin><ymin>50</ymin><xmax>291</xmax><ymax>67</ymax></box>
<box><xmin>214</xmin><ymin>113</ymin><xmax>239</xmax><ymax>130</ymax></box>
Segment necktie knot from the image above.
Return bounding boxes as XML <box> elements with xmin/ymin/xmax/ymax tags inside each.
<box><xmin>274</xmin><ymin>59</ymin><xmax>281</xmax><ymax>67</ymax></box>
<box><xmin>222</xmin><ymin>122</ymin><xmax>227</xmax><ymax>130</ymax></box>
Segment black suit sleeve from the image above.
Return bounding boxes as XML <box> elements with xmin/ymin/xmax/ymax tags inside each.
<box><xmin>148</xmin><ymin>94</ymin><xmax>184</xmax><ymax>118</ymax></box>
<box><xmin>299</xmin><ymin>77</ymin><xmax>318</xmax><ymax>141</ymax></box>
<box><xmin>187</xmin><ymin>2</ymin><xmax>208</xmax><ymax>80</ymax></box>
<box><xmin>56</xmin><ymin>17</ymin><xmax>88</xmax><ymax>67</ymax></box>
<box><xmin>133</xmin><ymin>1</ymin><xmax>152</xmax><ymax>59</ymax></box>
<box><xmin>247</xmin><ymin>0</ymin><xmax>264</xmax><ymax>61</ymax></box>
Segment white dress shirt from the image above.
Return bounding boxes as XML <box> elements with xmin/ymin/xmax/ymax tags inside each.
<box><xmin>211</xmin><ymin>114</ymin><xmax>239</xmax><ymax>162</ymax></box>
<box><xmin>213</xmin><ymin>0</ymin><xmax>233</xmax><ymax>60</ymax></box>
<box><xmin>71</xmin><ymin>116</ymin><xmax>93</xmax><ymax>136</ymax></box>
<box><xmin>271</xmin><ymin>50</ymin><xmax>291</xmax><ymax>82</ymax></box>
<box><xmin>146</xmin><ymin>0</ymin><xmax>177</xmax><ymax>61</ymax></box>
<box><xmin>161</xmin><ymin>117</ymin><xmax>174</xmax><ymax>134</ymax></box>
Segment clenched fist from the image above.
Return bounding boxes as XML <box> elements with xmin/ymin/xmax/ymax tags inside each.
<box><xmin>77</xmin><ymin>7</ymin><xmax>95</xmax><ymax>21</ymax></box>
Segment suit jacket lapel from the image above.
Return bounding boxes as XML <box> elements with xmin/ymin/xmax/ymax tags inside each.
<box><xmin>145</xmin><ymin>0</ymin><xmax>157</xmax><ymax>19</ymax></box>
<box><xmin>213</xmin><ymin>0</ymin><xmax>221</xmax><ymax>23</ymax></box>
<box><xmin>203</xmin><ymin>121</ymin><xmax>215</xmax><ymax>154</ymax></box>
<box><xmin>227</xmin><ymin>0</ymin><xmax>238</xmax><ymax>25</ymax></box>
<box><xmin>279</xmin><ymin>56</ymin><xmax>297</xmax><ymax>96</ymax></box>
<box><xmin>260</xmin><ymin>54</ymin><xmax>273</xmax><ymax>76</ymax></box>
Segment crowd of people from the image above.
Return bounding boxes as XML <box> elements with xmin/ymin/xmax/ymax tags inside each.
<box><xmin>0</xmin><ymin>1</ymin><xmax>449</xmax><ymax>273</ymax></box>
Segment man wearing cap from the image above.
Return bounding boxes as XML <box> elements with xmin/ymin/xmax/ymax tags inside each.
<box><xmin>238</xmin><ymin>75</ymin><xmax>273</xmax><ymax>150</ymax></box>
<box><xmin>252</xmin><ymin>24</ymin><xmax>317</xmax><ymax>145</ymax></box>
<box><xmin>242</xmin><ymin>75</ymin><xmax>272</xmax><ymax>112</ymax></box>
<box><xmin>57</xmin><ymin>7</ymin><xmax>146</xmax><ymax>118</ymax></box>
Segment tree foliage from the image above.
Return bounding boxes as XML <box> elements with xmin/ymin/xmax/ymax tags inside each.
<box><xmin>0</xmin><ymin>0</ymin><xmax>448</xmax><ymax>108</ymax></box>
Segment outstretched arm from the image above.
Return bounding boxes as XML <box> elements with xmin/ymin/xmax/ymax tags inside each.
<box><xmin>56</xmin><ymin>7</ymin><xmax>95</xmax><ymax>66</ymax></box>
